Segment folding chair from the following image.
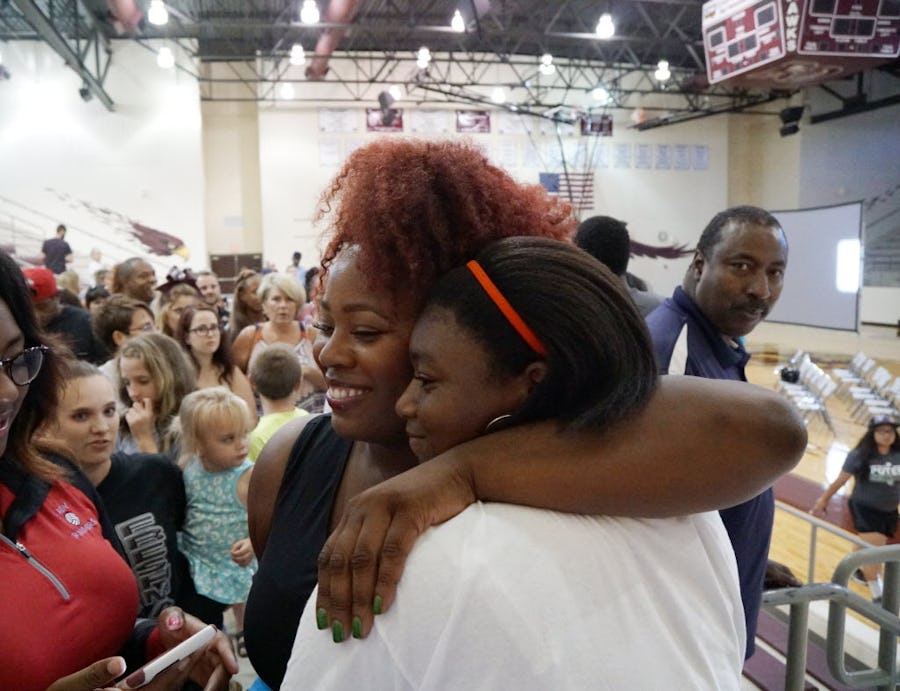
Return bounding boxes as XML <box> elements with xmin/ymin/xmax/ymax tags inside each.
<box><xmin>837</xmin><ymin>356</ymin><xmax>876</xmax><ymax>400</ymax></box>
<box><xmin>854</xmin><ymin>376</ymin><xmax>900</xmax><ymax>424</ymax></box>
<box><xmin>832</xmin><ymin>351</ymin><xmax>869</xmax><ymax>394</ymax></box>
<box><xmin>848</xmin><ymin>366</ymin><xmax>893</xmax><ymax>421</ymax></box>
<box><xmin>784</xmin><ymin>366</ymin><xmax>837</xmax><ymax>436</ymax></box>
<box><xmin>776</xmin><ymin>353</ymin><xmax>812</xmax><ymax>395</ymax></box>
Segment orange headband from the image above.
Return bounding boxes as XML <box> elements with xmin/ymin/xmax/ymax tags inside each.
<box><xmin>466</xmin><ymin>260</ymin><xmax>547</xmax><ymax>357</ymax></box>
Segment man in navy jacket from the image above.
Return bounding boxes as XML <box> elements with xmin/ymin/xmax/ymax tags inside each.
<box><xmin>647</xmin><ymin>205</ymin><xmax>799</xmax><ymax>659</ymax></box>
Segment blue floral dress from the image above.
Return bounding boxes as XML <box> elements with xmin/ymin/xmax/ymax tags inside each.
<box><xmin>180</xmin><ymin>457</ymin><xmax>255</xmax><ymax>604</ymax></box>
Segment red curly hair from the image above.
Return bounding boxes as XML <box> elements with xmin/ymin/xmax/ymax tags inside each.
<box><xmin>316</xmin><ymin>139</ymin><xmax>576</xmax><ymax>307</ymax></box>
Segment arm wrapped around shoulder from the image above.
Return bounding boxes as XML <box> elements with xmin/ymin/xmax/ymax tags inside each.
<box><xmin>313</xmin><ymin>375</ymin><xmax>807</xmax><ymax>639</ymax></box>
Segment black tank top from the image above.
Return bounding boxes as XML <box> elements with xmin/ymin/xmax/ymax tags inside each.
<box><xmin>244</xmin><ymin>415</ymin><xmax>351</xmax><ymax>688</ymax></box>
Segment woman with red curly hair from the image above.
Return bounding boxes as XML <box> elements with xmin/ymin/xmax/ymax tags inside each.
<box><xmin>314</xmin><ymin>139</ymin><xmax>573</xmax><ymax>310</ymax></box>
<box><xmin>244</xmin><ymin>140</ymin><xmax>806</xmax><ymax>689</ymax></box>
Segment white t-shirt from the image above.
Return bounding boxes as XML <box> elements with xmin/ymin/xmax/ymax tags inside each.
<box><xmin>284</xmin><ymin>502</ymin><xmax>744</xmax><ymax>690</ymax></box>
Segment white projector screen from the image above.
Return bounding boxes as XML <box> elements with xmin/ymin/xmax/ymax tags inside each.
<box><xmin>767</xmin><ymin>201</ymin><xmax>862</xmax><ymax>331</ymax></box>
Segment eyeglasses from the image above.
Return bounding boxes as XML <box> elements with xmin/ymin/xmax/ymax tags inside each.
<box><xmin>188</xmin><ymin>325</ymin><xmax>220</xmax><ymax>336</ymax></box>
<box><xmin>128</xmin><ymin>322</ymin><xmax>157</xmax><ymax>334</ymax></box>
<box><xmin>0</xmin><ymin>346</ymin><xmax>48</xmax><ymax>386</ymax></box>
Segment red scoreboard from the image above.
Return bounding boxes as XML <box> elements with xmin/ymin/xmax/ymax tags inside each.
<box><xmin>703</xmin><ymin>0</ymin><xmax>900</xmax><ymax>88</ymax></box>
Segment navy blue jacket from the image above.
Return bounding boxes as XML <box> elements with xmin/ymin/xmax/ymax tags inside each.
<box><xmin>647</xmin><ymin>286</ymin><xmax>773</xmax><ymax>660</ymax></box>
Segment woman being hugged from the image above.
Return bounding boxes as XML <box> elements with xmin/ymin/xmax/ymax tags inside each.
<box><xmin>116</xmin><ymin>332</ymin><xmax>197</xmax><ymax>457</ymax></box>
<box><xmin>177</xmin><ymin>305</ymin><xmax>257</xmax><ymax>425</ymax></box>
<box><xmin>813</xmin><ymin>415</ymin><xmax>900</xmax><ymax>601</ymax></box>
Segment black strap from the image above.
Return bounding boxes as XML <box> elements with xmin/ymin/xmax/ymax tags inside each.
<box><xmin>0</xmin><ymin>459</ymin><xmax>51</xmax><ymax>542</ymax></box>
<box><xmin>0</xmin><ymin>454</ymin><xmax>124</xmax><ymax>554</ymax></box>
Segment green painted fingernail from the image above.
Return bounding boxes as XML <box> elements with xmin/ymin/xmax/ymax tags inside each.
<box><xmin>373</xmin><ymin>595</ymin><xmax>383</xmax><ymax>615</ymax></box>
<box><xmin>316</xmin><ymin>608</ymin><xmax>328</xmax><ymax>630</ymax></box>
<box><xmin>351</xmin><ymin>616</ymin><xmax>362</xmax><ymax>639</ymax></box>
<box><xmin>332</xmin><ymin>620</ymin><xmax>344</xmax><ymax>643</ymax></box>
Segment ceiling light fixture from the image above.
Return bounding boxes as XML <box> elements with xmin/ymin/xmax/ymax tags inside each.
<box><xmin>388</xmin><ymin>84</ymin><xmax>404</xmax><ymax>101</ymax></box>
<box><xmin>539</xmin><ymin>53</ymin><xmax>555</xmax><ymax>75</ymax></box>
<box><xmin>416</xmin><ymin>46</ymin><xmax>432</xmax><ymax>69</ymax></box>
<box><xmin>591</xmin><ymin>86</ymin><xmax>610</xmax><ymax>104</ymax></box>
<box><xmin>451</xmin><ymin>9</ymin><xmax>465</xmax><ymax>33</ymax></box>
<box><xmin>156</xmin><ymin>46</ymin><xmax>175</xmax><ymax>69</ymax></box>
<box><xmin>290</xmin><ymin>43</ymin><xmax>306</xmax><ymax>66</ymax></box>
<box><xmin>147</xmin><ymin>0</ymin><xmax>169</xmax><ymax>26</ymax></box>
<box><xmin>654</xmin><ymin>59</ymin><xmax>671</xmax><ymax>82</ymax></box>
<box><xmin>300</xmin><ymin>0</ymin><xmax>320</xmax><ymax>25</ymax></box>
<box><xmin>491</xmin><ymin>86</ymin><xmax>506</xmax><ymax>104</ymax></box>
<box><xmin>280</xmin><ymin>82</ymin><xmax>295</xmax><ymax>100</ymax></box>
<box><xmin>595</xmin><ymin>13</ymin><xmax>615</xmax><ymax>39</ymax></box>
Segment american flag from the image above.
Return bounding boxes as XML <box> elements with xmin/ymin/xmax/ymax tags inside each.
<box><xmin>539</xmin><ymin>171</ymin><xmax>595</xmax><ymax>210</ymax></box>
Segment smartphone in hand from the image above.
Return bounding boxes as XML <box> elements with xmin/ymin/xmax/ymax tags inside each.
<box><xmin>116</xmin><ymin>624</ymin><xmax>216</xmax><ymax>689</ymax></box>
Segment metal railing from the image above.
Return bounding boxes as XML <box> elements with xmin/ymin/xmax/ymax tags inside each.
<box><xmin>765</xmin><ymin>501</ymin><xmax>900</xmax><ymax>690</ymax></box>
<box><xmin>778</xmin><ymin>501</ymin><xmax>874</xmax><ymax>583</ymax></box>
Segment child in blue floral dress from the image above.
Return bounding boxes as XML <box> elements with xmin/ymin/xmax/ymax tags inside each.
<box><xmin>177</xmin><ymin>387</ymin><xmax>256</xmax><ymax>650</ymax></box>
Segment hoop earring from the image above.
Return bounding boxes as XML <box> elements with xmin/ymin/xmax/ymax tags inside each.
<box><xmin>484</xmin><ymin>414</ymin><xmax>513</xmax><ymax>434</ymax></box>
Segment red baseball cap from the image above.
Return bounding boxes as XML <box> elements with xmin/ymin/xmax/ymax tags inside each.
<box><xmin>22</xmin><ymin>266</ymin><xmax>59</xmax><ymax>302</ymax></box>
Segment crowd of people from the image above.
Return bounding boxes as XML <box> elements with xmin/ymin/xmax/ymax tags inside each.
<box><xmin>0</xmin><ymin>252</ymin><xmax>238</xmax><ymax>690</ymax></box>
<box><xmin>3</xmin><ymin>238</ymin><xmax>327</xmax><ymax>688</ymax></box>
<box><xmin>4</xmin><ymin>137</ymin><xmax>896</xmax><ymax>689</ymax></box>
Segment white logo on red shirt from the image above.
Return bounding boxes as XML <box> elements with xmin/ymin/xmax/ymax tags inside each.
<box><xmin>64</xmin><ymin>512</ymin><xmax>81</xmax><ymax>526</ymax></box>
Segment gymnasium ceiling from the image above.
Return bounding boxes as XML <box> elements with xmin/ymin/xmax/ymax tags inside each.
<box><xmin>1</xmin><ymin>0</ymin><xmax>898</xmax><ymax>128</ymax></box>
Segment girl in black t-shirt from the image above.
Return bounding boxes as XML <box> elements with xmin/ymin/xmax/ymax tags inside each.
<box><xmin>813</xmin><ymin>415</ymin><xmax>900</xmax><ymax>601</ymax></box>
